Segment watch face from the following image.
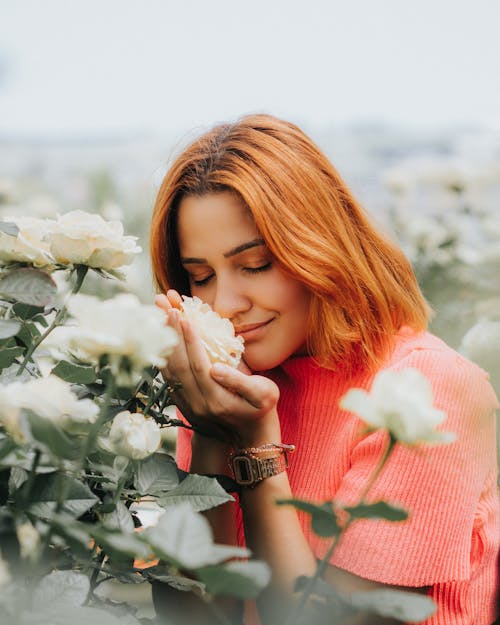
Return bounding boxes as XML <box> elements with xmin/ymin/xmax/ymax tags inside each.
<box><xmin>232</xmin><ymin>455</ymin><xmax>256</xmax><ymax>485</ymax></box>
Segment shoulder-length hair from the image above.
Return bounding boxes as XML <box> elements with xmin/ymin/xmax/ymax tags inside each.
<box><xmin>150</xmin><ymin>114</ymin><xmax>430</xmax><ymax>373</ymax></box>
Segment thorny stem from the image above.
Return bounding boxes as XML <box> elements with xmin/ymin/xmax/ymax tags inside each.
<box><xmin>285</xmin><ymin>436</ymin><xmax>395</xmax><ymax>625</ymax></box>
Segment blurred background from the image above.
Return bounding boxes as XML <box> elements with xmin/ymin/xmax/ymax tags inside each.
<box><xmin>1</xmin><ymin>0</ymin><xmax>500</xmax><ymax>394</ymax></box>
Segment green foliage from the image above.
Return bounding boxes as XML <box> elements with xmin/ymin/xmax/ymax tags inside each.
<box><xmin>276</xmin><ymin>498</ymin><xmax>340</xmax><ymax>537</ymax></box>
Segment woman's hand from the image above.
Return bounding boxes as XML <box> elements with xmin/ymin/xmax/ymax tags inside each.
<box><xmin>155</xmin><ymin>290</ymin><xmax>281</xmax><ymax>447</ymax></box>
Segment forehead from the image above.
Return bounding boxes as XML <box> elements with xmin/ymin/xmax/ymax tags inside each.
<box><xmin>177</xmin><ymin>192</ymin><xmax>260</xmax><ymax>253</ymax></box>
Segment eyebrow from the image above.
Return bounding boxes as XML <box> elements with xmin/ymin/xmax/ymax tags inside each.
<box><xmin>181</xmin><ymin>238</ymin><xmax>265</xmax><ymax>264</ymax></box>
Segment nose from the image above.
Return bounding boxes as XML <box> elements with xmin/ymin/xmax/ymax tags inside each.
<box><xmin>212</xmin><ymin>276</ymin><xmax>251</xmax><ymax>320</ymax></box>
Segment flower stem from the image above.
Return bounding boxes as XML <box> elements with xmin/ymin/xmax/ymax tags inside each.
<box><xmin>285</xmin><ymin>435</ymin><xmax>395</xmax><ymax>625</ymax></box>
<box><xmin>16</xmin><ymin>305</ymin><xmax>66</xmax><ymax>375</ymax></box>
<box><xmin>16</xmin><ymin>265</ymin><xmax>88</xmax><ymax>376</ymax></box>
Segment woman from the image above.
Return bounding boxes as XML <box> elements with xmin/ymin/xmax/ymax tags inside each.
<box><xmin>150</xmin><ymin>114</ymin><xmax>499</xmax><ymax>624</ymax></box>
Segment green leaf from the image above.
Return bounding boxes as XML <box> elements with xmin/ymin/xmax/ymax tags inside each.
<box><xmin>276</xmin><ymin>498</ymin><xmax>340</xmax><ymax>537</ymax></box>
<box><xmin>11</xmin><ymin>301</ymin><xmax>45</xmax><ymax>320</ymax></box>
<box><xmin>91</xmin><ymin>526</ymin><xmax>151</xmax><ymax>560</ymax></box>
<box><xmin>345</xmin><ymin>501</ymin><xmax>409</xmax><ymax>522</ymax></box>
<box><xmin>102</xmin><ymin>500</ymin><xmax>135</xmax><ymax>533</ymax></box>
<box><xmin>157</xmin><ymin>473</ymin><xmax>233</xmax><ymax>512</ymax></box>
<box><xmin>144</xmin><ymin>503</ymin><xmax>249</xmax><ymax>569</ymax></box>
<box><xmin>134</xmin><ymin>453</ymin><xmax>180</xmax><ymax>495</ymax></box>
<box><xmin>0</xmin><ymin>319</ymin><xmax>21</xmax><ymax>339</ymax></box>
<box><xmin>26</xmin><ymin>411</ymin><xmax>83</xmax><ymax>460</ymax></box>
<box><xmin>51</xmin><ymin>360</ymin><xmax>97</xmax><ymax>384</ymax></box>
<box><xmin>198</xmin><ymin>561</ymin><xmax>271</xmax><ymax>599</ymax></box>
<box><xmin>0</xmin><ymin>267</ymin><xmax>57</xmax><ymax>307</ymax></box>
<box><xmin>0</xmin><ymin>346</ymin><xmax>24</xmax><ymax>369</ymax></box>
<box><xmin>33</xmin><ymin>570</ymin><xmax>90</xmax><ymax>608</ymax></box>
<box><xmin>0</xmin><ymin>221</ymin><xmax>19</xmax><ymax>236</ymax></box>
<box><xmin>144</xmin><ymin>567</ymin><xmax>206</xmax><ymax>594</ymax></box>
<box><xmin>350</xmin><ymin>589</ymin><xmax>436</xmax><ymax>622</ymax></box>
<box><xmin>27</xmin><ymin>473</ymin><xmax>99</xmax><ymax>518</ymax></box>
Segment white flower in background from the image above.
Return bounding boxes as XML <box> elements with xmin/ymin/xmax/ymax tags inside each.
<box><xmin>16</xmin><ymin>521</ymin><xmax>41</xmax><ymax>561</ymax></box>
<box><xmin>340</xmin><ymin>368</ymin><xmax>455</xmax><ymax>445</ymax></box>
<box><xmin>460</xmin><ymin>318</ymin><xmax>500</xmax><ymax>376</ymax></box>
<box><xmin>0</xmin><ymin>216</ymin><xmax>53</xmax><ymax>267</ymax></box>
<box><xmin>180</xmin><ymin>295</ymin><xmax>244</xmax><ymax>367</ymax></box>
<box><xmin>45</xmin><ymin>210</ymin><xmax>141</xmax><ymax>270</ymax></box>
<box><xmin>0</xmin><ymin>548</ymin><xmax>10</xmax><ymax>586</ymax></box>
<box><xmin>48</xmin><ymin>293</ymin><xmax>178</xmax><ymax>385</ymax></box>
<box><xmin>101</xmin><ymin>411</ymin><xmax>161</xmax><ymax>460</ymax></box>
<box><xmin>0</xmin><ymin>375</ymin><xmax>99</xmax><ymax>439</ymax></box>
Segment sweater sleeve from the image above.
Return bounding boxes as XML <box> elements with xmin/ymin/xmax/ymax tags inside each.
<box><xmin>174</xmin><ymin>411</ymin><xmax>193</xmax><ymax>472</ymax></box>
<box><xmin>328</xmin><ymin>347</ymin><xmax>499</xmax><ymax>587</ymax></box>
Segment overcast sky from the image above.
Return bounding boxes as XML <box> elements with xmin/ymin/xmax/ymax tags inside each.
<box><xmin>1</xmin><ymin>0</ymin><xmax>500</xmax><ymax>137</ymax></box>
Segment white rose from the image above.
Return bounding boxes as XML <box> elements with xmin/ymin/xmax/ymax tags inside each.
<box><xmin>460</xmin><ymin>318</ymin><xmax>500</xmax><ymax>377</ymax></box>
<box><xmin>50</xmin><ymin>293</ymin><xmax>178</xmax><ymax>385</ymax></box>
<box><xmin>45</xmin><ymin>210</ymin><xmax>141</xmax><ymax>270</ymax></box>
<box><xmin>0</xmin><ymin>375</ymin><xmax>99</xmax><ymax>439</ymax></box>
<box><xmin>180</xmin><ymin>295</ymin><xmax>244</xmax><ymax>367</ymax></box>
<box><xmin>0</xmin><ymin>216</ymin><xmax>53</xmax><ymax>267</ymax></box>
<box><xmin>102</xmin><ymin>411</ymin><xmax>161</xmax><ymax>460</ymax></box>
<box><xmin>340</xmin><ymin>368</ymin><xmax>455</xmax><ymax>445</ymax></box>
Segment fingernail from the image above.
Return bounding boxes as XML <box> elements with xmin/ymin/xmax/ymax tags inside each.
<box><xmin>212</xmin><ymin>363</ymin><xmax>228</xmax><ymax>376</ymax></box>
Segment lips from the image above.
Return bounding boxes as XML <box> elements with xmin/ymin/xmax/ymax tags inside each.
<box><xmin>234</xmin><ymin>319</ymin><xmax>273</xmax><ymax>338</ymax></box>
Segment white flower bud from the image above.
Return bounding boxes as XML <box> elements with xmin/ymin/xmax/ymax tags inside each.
<box><xmin>102</xmin><ymin>411</ymin><xmax>161</xmax><ymax>460</ymax></box>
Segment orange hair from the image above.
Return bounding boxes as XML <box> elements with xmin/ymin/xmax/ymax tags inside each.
<box><xmin>150</xmin><ymin>114</ymin><xmax>431</xmax><ymax>373</ymax></box>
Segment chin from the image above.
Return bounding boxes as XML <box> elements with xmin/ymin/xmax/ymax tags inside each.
<box><xmin>243</xmin><ymin>348</ymin><xmax>289</xmax><ymax>373</ymax></box>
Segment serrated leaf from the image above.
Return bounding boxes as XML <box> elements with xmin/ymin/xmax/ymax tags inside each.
<box><xmin>350</xmin><ymin>589</ymin><xmax>436</xmax><ymax>622</ymax></box>
<box><xmin>144</xmin><ymin>503</ymin><xmax>249</xmax><ymax>569</ymax></box>
<box><xmin>198</xmin><ymin>560</ymin><xmax>271</xmax><ymax>599</ymax></box>
<box><xmin>27</xmin><ymin>412</ymin><xmax>83</xmax><ymax>460</ymax></box>
<box><xmin>345</xmin><ymin>501</ymin><xmax>408</xmax><ymax>522</ymax></box>
<box><xmin>157</xmin><ymin>473</ymin><xmax>233</xmax><ymax>512</ymax></box>
<box><xmin>0</xmin><ymin>346</ymin><xmax>24</xmax><ymax>369</ymax></box>
<box><xmin>11</xmin><ymin>301</ymin><xmax>45</xmax><ymax>320</ymax></box>
<box><xmin>0</xmin><ymin>319</ymin><xmax>21</xmax><ymax>339</ymax></box>
<box><xmin>27</xmin><ymin>473</ymin><xmax>98</xmax><ymax>519</ymax></box>
<box><xmin>276</xmin><ymin>498</ymin><xmax>340</xmax><ymax>537</ymax></box>
<box><xmin>33</xmin><ymin>570</ymin><xmax>90</xmax><ymax>608</ymax></box>
<box><xmin>0</xmin><ymin>267</ymin><xmax>57</xmax><ymax>307</ymax></box>
<box><xmin>0</xmin><ymin>221</ymin><xmax>19</xmax><ymax>237</ymax></box>
<box><xmin>134</xmin><ymin>453</ymin><xmax>180</xmax><ymax>494</ymax></box>
<box><xmin>51</xmin><ymin>360</ymin><xmax>97</xmax><ymax>384</ymax></box>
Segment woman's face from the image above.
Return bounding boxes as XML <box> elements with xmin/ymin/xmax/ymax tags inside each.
<box><xmin>176</xmin><ymin>192</ymin><xmax>311</xmax><ymax>371</ymax></box>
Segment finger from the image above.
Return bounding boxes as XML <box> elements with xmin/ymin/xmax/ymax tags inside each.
<box><xmin>237</xmin><ymin>358</ymin><xmax>253</xmax><ymax>376</ymax></box>
<box><xmin>167</xmin><ymin>289</ymin><xmax>183</xmax><ymax>309</ymax></box>
<box><xmin>155</xmin><ymin>293</ymin><xmax>172</xmax><ymax>313</ymax></box>
<box><xmin>210</xmin><ymin>363</ymin><xmax>278</xmax><ymax>412</ymax></box>
<box><xmin>180</xmin><ymin>318</ymin><xmax>214</xmax><ymax>388</ymax></box>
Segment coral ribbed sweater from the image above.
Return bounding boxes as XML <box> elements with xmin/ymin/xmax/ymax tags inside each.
<box><xmin>176</xmin><ymin>329</ymin><xmax>500</xmax><ymax>624</ymax></box>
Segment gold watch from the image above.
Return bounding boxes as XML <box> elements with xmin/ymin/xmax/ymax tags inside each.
<box><xmin>228</xmin><ymin>443</ymin><xmax>295</xmax><ymax>488</ymax></box>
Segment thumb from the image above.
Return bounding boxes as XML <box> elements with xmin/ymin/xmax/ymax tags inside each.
<box><xmin>210</xmin><ymin>363</ymin><xmax>279</xmax><ymax>411</ymax></box>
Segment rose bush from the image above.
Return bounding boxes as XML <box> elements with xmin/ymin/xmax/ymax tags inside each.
<box><xmin>0</xmin><ymin>209</ymin><xmax>443</xmax><ymax>625</ymax></box>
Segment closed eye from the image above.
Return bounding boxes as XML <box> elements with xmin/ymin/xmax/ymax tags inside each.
<box><xmin>191</xmin><ymin>274</ymin><xmax>214</xmax><ymax>287</ymax></box>
<box><xmin>242</xmin><ymin>262</ymin><xmax>272</xmax><ymax>275</ymax></box>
